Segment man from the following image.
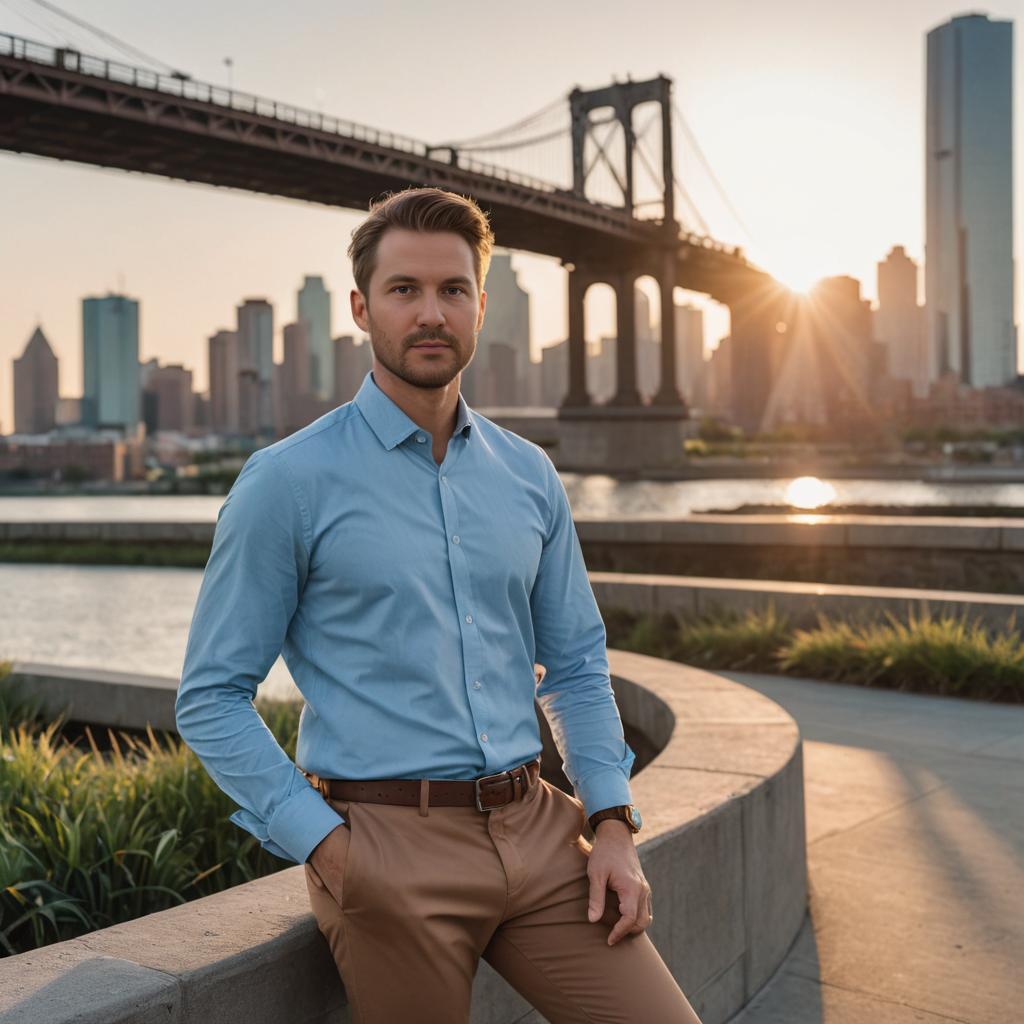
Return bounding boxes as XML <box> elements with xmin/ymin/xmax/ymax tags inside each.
<box><xmin>176</xmin><ymin>186</ymin><xmax>702</xmax><ymax>1023</ymax></box>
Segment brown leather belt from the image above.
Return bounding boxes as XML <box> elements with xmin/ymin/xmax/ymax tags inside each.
<box><xmin>302</xmin><ymin>758</ymin><xmax>541</xmax><ymax>812</ymax></box>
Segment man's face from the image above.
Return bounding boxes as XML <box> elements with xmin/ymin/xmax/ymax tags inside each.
<box><xmin>350</xmin><ymin>228</ymin><xmax>487</xmax><ymax>390</ymax></box>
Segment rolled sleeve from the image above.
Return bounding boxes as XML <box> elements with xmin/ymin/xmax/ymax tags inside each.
<box><xmin>529</xmin><ymin>450</ymin><xmax>635</xmax><ymax>818</ymax></box>
<box><xmin>175</xmin><ymin>448</ymin><xmax>345</xmax><ymax>864</ymax></box>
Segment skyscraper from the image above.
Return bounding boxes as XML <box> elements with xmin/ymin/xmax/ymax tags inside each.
<box><xmin>540</xmin><ymin>340</ymin><xmax>568</xmax><ymax>407</ymax></box>
<box><xmin>82</xmin><ymin>294</ymin><xmax>140</xmax><ymax>431</ymax></box>
<box><xmin>334</xmin><ymin>335</ymin><xmax>372</xmax><ymax>403</ymax></box>
<box><xmin>464</xmin><ymin>253</ymin><xmax>529</xmax><ymax>406</ymax></box>
<box><xmin>281</xmin><ymin>320</ymin><xmax>311</xmax><ymax>433</ymax></box>
<box><xmin>298</xmin><ymin>276</ymin><xmax>333</xmax><ymax>401</ymax></box>
<box><xmin>144</xmin><ymin>364</ymin><xmax>194</xmax><ymax>433</ymax></box>
<box><xmin>236</xmin><ymin>298</ymin><xmax>274</xmax><ymax>434</ymax></box>
<box><xmin>208</xmin><ymin>329</ymin><xmax>239</xmax><ymax>434</ymax></box>
<box><xmin>634</xmin><ymin>288</ymin><xmax>659</xmax><ymax>401</ymax></box>
<box><xmin>926</xmin><ymin>13</ymin><xmax>1015</xmax><ymax>387</ymax></box>
<box><xmin>674</xmin><ymin>304</ymin><xmax>706</xmax><ymax>408</ymax></box>
<box><xmin>13</xmin><ymin>326</ymin><xmax>59</xmax><ymax>435</ymax></box>
<box><xmin>877</xmin><ymin>246</ymin><xmax>928</xmax><ymax>398</ymax></box>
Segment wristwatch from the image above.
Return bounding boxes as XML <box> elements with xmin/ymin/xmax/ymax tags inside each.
<box><xmin>588</xmin><ymin>804</ymin><xmax>643</xmax><ymax>834</ymax></box>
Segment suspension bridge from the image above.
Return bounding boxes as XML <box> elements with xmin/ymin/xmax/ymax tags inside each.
<box><xmin>0</xmin><ymin>28</ymin><xmax>794</xmax><ymax>455</ymax></box>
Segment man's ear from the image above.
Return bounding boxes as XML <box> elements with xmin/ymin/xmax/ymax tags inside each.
<box><xmin>351</xmin><ymin>288</ymin><xmax>369</xmax><ymax>332</ymax></box>
<box><xmin>476</xmin><ymin>288</ymin><xmax>487</xmax><ymax>333</ymax></box>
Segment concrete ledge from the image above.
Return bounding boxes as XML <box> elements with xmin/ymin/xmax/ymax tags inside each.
<box><xmin>576</xmin><ymin>513</ymin><xmax>1024</xmax><ymax>550</ymax></box>
<box><xmin>590</xmin><ymin>572</ymin><xmax>1024</xmax><ymax>631</ymax></box>
<box><xmin>0</xmin><ymin>651</ymin><xmax>806</xmax><ymax>1024</ymax></box>
<box><xmin>6</xmin><ymin>662</ymin><xmax>179</xmax><ymax>732</ymax></box>
<box><xmin>6</xmin><ymin>515</ymin><xmax>1024</xmax><ymax>591</ymax></box>
<box><xmin>5</xmin><ymin>513</ymin><xmax>1024</xmax><ymax>551</ymax></box>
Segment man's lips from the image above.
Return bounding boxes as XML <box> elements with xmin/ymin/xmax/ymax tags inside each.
<box><xmin>412</xmin><ymin>343</ymin><xmax>450</xmax><ymax>349</ymax></box>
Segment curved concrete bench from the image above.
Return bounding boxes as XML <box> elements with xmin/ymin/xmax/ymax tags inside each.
<box><xmin>0</xmin><ymin>650</ymin><xmax>806</xmax><ymax>1024</ymax></box>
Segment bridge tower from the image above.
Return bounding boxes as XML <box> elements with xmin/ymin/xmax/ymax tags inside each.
<box><xmin>561</xmin><ymin>75</ymin><xmax>688</xmax><ymax>468</ymax></box>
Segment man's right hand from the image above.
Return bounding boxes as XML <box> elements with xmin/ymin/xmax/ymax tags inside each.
<box><xmin>307</xmin><ymin>823</ymin><xmax>351</xmax><ymax>905</ymax></box>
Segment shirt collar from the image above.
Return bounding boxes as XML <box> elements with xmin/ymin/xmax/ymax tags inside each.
<box><xmin>353</xmin><ymin>369</ymin><xmax>474</xmax><ymax>451</ymax></box>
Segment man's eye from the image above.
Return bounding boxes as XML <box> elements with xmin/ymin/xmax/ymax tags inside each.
<box><xmin>446</xmin><ymin>286</ymin><xmax>465</xmax><ymax>295</ymax></box>
<box><xmin>392</xmin><ymin>285</ymin><xmax>412</xmax><ymax>294</ymax></box>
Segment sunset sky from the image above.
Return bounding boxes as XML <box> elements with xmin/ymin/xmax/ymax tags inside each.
<box><xmin>2</xmin><ymin>0</ymin><xmax>1022</xmax><ymax>434</ymax></box>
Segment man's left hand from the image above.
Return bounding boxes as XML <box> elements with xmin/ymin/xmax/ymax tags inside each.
<box><xmin>586</xmin><ymin>819</ymin><xmax>653</xmax><ymax>946</ymax></box>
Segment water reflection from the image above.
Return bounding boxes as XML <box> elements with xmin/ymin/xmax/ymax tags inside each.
<box><xmin>1</xmin><ymin>476</ymin><xmax>1024</xmax><ymax>524</ymax></box>
<box><xmin>0</xmin><ymin>563</ymin><xmax>298</xmax><ymax>701</ymax></box>
<box><xmin>784</xmin><ymin>476</ymin><xmax>838</xmax><ymax>509</ymax></box>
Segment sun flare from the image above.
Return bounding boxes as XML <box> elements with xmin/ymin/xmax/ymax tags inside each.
<box><xmin>784</xmin><ymin>476</ymin><xmax>837</xmax><ymax>510</ymax></box>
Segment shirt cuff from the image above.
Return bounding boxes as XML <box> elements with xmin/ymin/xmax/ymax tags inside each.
<box><xmin>268</xmin><ymin>783</ymin><xmax>348</xmax><ymax>864</ymax></box>
<box><xmin>575</xmin><ymin>766</ymin><xmax>635</xmax><ymax>820</ymax></box>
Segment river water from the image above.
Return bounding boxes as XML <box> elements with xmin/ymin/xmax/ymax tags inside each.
<box><xmin>3</xmin><ymin>474</ymin><xmax>1024</xmax><ymax>521</ymax></box>
<box><xmin>1</xmin><ymin>563</ymin><xmax>299</xmax><ymax>701</ymax></box>
<box><xmin>5</xmin><ymin>473</ymin><xmax>1023</xmax><ymax>700</ymax></box>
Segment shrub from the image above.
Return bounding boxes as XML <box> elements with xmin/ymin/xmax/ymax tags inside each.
<box><xmin>779</xmin><ymin>611</ymin><xmax>1024</xmax><ymax>701</ymax></box>
<box><xmin>0</xmin><ymin>666</ymin><xmax>301</xmax><ymax>957</ymax></box>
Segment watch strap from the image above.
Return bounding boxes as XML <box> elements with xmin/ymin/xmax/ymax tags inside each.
<box><xmin>588</xmin><ymin>805</ymin><xmax>638</xmax><ymax>833</ymax></box>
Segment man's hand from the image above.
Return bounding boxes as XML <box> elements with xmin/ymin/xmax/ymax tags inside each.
<box><xmin>586</xmin><ymin>819</ymin><xmax>653</xmax><ymax>946</ymax></box>
<box><xmin>307</xmin><ymin>823</ymin><xmax>351</xmax><ymax>905</ymax></box>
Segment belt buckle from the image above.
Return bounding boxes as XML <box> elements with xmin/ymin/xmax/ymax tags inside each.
<box><xmin>474</xmin><ymin>767</ymin><xmax>519</xmax><ymax>812</ymax></box>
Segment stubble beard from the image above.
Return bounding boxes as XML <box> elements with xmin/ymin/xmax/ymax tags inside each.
<box><xmin>367</xmin><ymin>316</ymin><xmax>476</xmax><ymax>390</ymax></box>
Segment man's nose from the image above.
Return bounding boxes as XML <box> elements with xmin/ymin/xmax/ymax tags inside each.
<box><xmin>416</xmin><ymin>293</ymin><xmax>446</xmax><ymax>328</ymax></box>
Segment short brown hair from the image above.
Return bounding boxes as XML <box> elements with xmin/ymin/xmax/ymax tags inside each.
<box><xmin>347</xmin><ymin>187</ymin><xmax>495</xmax><ymax>297</ymax></box>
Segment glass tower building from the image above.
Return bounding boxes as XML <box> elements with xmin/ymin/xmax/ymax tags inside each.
<box><xmin>298</xmin><ymin>276</ymin><xmax>333</xmax><ymax>401</ymax></box>
<box><xmin>925</xmin><ymin>13</ymin><xmax>1016</xmax><ymax>388</ymax></box>
<box><xmin>82</xmin><ymin>293</ymin><xmax>140</xmax><ymax>430</ymax></box>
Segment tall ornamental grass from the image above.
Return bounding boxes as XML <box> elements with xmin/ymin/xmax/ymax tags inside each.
<box><xmin>604</xmin><ymin>606</ymin><xmax>1024</xmax><ymax>702</ymax></box>
<box><xmin>0</xmin><ymin>662</ymin><xmax>302</xmax><ymax>958</ymax></box>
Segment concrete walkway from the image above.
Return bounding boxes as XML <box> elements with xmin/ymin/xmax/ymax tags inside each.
<box><xmin>721</xmin><ymin>672</ymin><xmax>1024</xmax><ymax>1024</ymax></box>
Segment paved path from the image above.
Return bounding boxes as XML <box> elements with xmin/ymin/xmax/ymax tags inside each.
<box><xmin>720</xmin><ymin>672</ymin><xmax>1024</xmax><ymax>1024</ymax></box>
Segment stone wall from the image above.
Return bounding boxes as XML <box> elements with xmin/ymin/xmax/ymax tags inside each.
<box><xmin>0</xmin><ymin>651</ymin><xmax>806</xmax><ymax>1024</ymax></box>
<box><xmin>4</xmin><ymin>514</ymin><xmax>1022</xmax><ymax>591</ymax></box>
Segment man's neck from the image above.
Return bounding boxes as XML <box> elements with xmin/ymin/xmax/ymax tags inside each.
<box><xmin>372</xmin><ymin>362</ymin><xmax>460</xmax><ymax>445</ymax></box>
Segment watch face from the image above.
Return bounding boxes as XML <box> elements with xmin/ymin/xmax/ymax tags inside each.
<box><xmin>628</xmin><ymin>806</ymin><xmax>643</xmax><ymax>831</ymax></box>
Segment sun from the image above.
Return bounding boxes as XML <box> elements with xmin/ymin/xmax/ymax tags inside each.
<box><xmin>772</xmin><ymin>261</ymin><xmax>823</xmax><ymax>295</ymax></box>
<box><xmin>758</xmin><ymin>246</ymin><xmax>826</xmax><ymax>294</ymax></box>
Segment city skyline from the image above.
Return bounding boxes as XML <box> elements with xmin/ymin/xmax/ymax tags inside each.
<box><xmin>3</xmin><ymin>0</ymin><xmax>1024</xmax><ymax>434</ymax></box>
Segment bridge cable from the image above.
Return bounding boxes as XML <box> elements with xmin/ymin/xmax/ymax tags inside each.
<box><xmin>634</xmin><ymin>132</ymin><xmax>710</xmax><ymax>235</ymax></box>
<box><xmin>23</xmin><ymin>0</ymin><xmax>187</xmax><ymax>75</ymax></box>
<box><xmin>0</xmin><ymin>0</ymin><xmax>64</xmax><ymax>44</ymax></box>
<box><xmin>438</xmin><ymin>93</ymin><xmax>567</xmax><ymax>149</ymax></box>
<box><xmin>454</xmin><ymin>123</ymin><xmax>572</xmax><ymax>155</ymax></box>
<box><xmin>672</xmin><ymin>101</ymin><xmax>754</xmax><ymax>242</ymax></box>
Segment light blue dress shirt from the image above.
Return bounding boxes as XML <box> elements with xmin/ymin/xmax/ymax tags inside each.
<box><xmin>175</xmin><ymin>369</ymin><xmax>635</xmax><ymax>865</ymax></box>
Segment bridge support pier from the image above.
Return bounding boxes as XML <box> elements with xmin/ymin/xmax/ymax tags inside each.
<box><xmin>563</xmin><ymin>266</ymin><xmax>591</xmax><ymax>407</ymax></box>
<box><xmin>608</xmin><ymin>269</ymin><xmax>642</xmax><ymax>406</ymax></box>
<box><xmin>557</xmin><ymin>257</ymin><xmax>694</xmax><ymax>473</ymax></box>
<box><xmin>651</xmin><ymin>251</ymin><xmax>687</xmax><ymax>409</ymax></box>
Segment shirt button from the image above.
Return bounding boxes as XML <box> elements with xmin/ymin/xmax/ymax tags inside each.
<box><xmin>473</xmin><ymin>680</ymin><xmax>481</xmax><ymax>690</ymax></box>
<box><xmin>452</xmin><ymin>534</ymin><xmax>460</xmax><ymax>544</ymax></box>
<box><xmin>480</xmin><ymin>732</ymin><xmax>488</xmax><ymax>742</ymax></box>
<box><xmin>441</xmin><ymin>475</ymin><xmax>447</xmax><ymax>483</ymax></box>
<box><xmin>416</xmin><ymin>434</ymin><xmax>426</xmax><ymax>443</ymax></box>
<box><xmin>465</xmin><ymin>614</ymin><xmax>473</xmax><ymax>624</ymax></box>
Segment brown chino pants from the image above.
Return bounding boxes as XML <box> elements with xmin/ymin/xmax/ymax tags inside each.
<box><xmin>304</xmin><ymin>772</ymin><xmax>703</xmax><ymax>1023</ymax></box>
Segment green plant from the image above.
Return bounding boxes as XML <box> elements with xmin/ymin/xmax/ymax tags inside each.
<box><xmin>779</xmin><ymin>610</ymin><xmax>1024</xmax><ymax>701</ymax></box>
<box><xmin>602</xmin><ymin>605</ymin><xmax>1024</xmax><ymax>702</ymax></box>
<box><xmin>0</xmin><ymin>670</ymin><xmax>303</xmax><ymax>957</ymax></box>
<box><xmin>674</xmin><ymin>605</ymin><xmax>791</xmax><ymax>671</ymax></box>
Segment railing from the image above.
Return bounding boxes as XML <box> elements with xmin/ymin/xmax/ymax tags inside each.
<box><xmin>0</xmin><ymin>30</ymin><xmax>749</xmax><ymax>260</ymax></box>
<box><xmin>0</xmin><ymin>31</ymin><xmax>567</xmax><ymax>198</ymax></box>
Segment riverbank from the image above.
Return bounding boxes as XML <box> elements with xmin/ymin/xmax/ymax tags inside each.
<box><xmin>6</xmin><ymin>459</ymin><xmax>1024</xmax><ymax>493</ymax></box>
